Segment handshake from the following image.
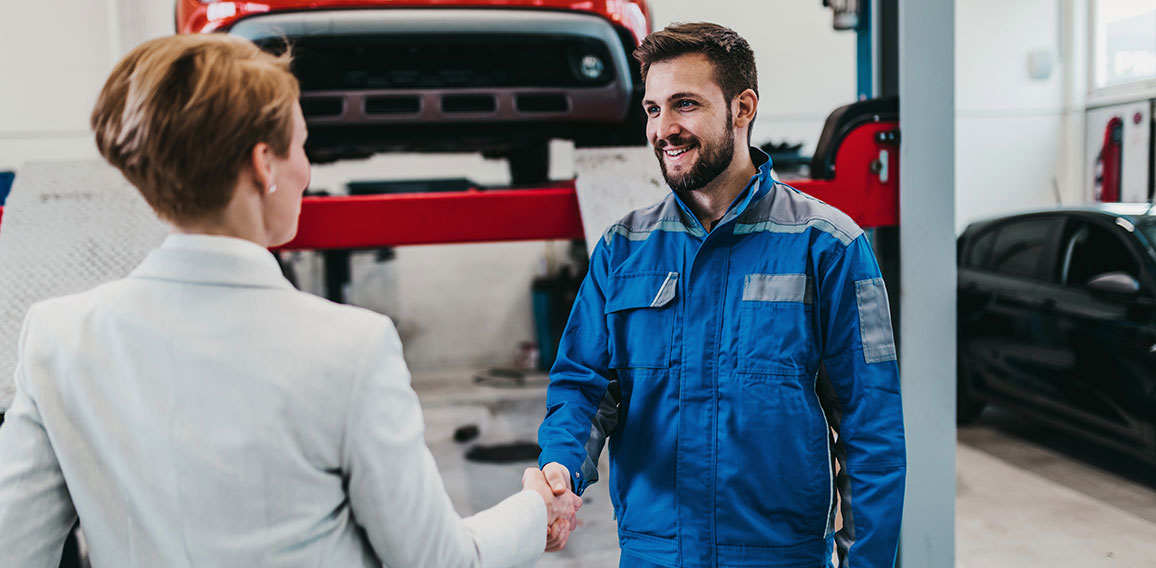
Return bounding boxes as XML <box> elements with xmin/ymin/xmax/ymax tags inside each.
<box><xmin>521</xmin><ymin>463</ymin><xmax>583</xmax><ymax>551</ymax></box>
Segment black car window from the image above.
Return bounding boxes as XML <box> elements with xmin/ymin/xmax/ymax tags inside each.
<box><xmin>989</xmin><ymin>218</ymin><xmax>1053</xmax><ymax>278</ymax></box>
<box><xmin>965</xmin><ymin>227</ymin><xmax>998</xmax><ymax>268</ymax></box>
<box><xmin>1139</xmin><ymin>219</ymin><xmax>1156</xmax><ymax>251</ymax></box>
<box><xmin>1058</xmin><ymin>219</ymin><xmax>1139</xmax><ymax>286</ymax></box>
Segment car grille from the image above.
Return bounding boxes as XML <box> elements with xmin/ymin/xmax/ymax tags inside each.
<box><xmin>270</xmin><ymin>35</ymin><xmax>618</xmax><ymax>91</ymax></box>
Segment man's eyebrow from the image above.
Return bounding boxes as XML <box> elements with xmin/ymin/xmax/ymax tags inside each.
<box><xmin>642</xmin><ymin>92</ymin><xmax>705</xmax><ymax>106</ymax></box>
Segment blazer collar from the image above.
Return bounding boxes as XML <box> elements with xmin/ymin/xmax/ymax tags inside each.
<box><xmin>129</xmin><ymin>234</ymin><xmax>295</xmax><ymax>291</ymax></box>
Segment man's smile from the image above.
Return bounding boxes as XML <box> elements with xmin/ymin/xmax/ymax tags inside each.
<box><xmin>662</xmin><ymin>144</ymin><xmax>696</xmax><ymax>164</ymax></box>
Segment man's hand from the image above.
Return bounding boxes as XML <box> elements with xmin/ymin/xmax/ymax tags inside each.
<box><xmin>522</xmin><ymin>467</ymin><xmax>581</xmax><ymax>551</ymax></box>
<box><xmin>541</xmin><ymin>462</ymin><xmax>580</xmax><ymax>551</ymax></box>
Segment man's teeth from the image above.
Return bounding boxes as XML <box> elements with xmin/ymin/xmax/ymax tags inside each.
<box><xmin>665</xmin><ymin>147</ymin><xmax>690</xmax><ymax>157</ymax></box>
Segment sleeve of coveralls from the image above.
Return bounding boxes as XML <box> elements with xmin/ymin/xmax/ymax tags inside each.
<box><xmin>537</xmin><ymin>240</ymin><xmax>616</xmax><ymax>496</ymax></box>
<box><xmin>817</xmin><ymin>235</ymin><xmax>906</xmax><ymax>568</ymax></box>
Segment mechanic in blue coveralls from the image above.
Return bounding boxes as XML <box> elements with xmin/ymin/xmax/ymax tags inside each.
<box><xmin>536</xmin><ymin>22</ymin><xmax>906</xmax><ymax>568</ymax></box>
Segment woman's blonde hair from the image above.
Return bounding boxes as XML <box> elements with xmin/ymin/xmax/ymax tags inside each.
<box><xmin>91</xmin><ymin>34</ymin><xmax>299</xmax><ymax>223</ymax></box>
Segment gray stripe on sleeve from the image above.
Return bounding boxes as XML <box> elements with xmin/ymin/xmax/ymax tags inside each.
<box><xmin>733</xmin><ymin>219</ymin><xmax>856</xmax><ymax>246</ymax></box>
<box><xmin>855</xmin><ymin>277</ymin><xmax>898</xmax><ymax>363</ymax></box>
<box><xmin>603</xmin><ymin>220</ymin><xmax>706</xmax><ymax>245</ymax></box>
<box><xmin>742</xmin><ymin>274</ymin><xmax>814</xmax><ymax>304</ymax></box>
<box><xmin>816</xmin><ymin>365</ymin><xmax>853</xmax><ymax>560</ymax></box>
<box><xmin>602</xmin><ymin>196</ymin><xmax>706</xmax><ymax>245</ymax></box>
<box><xmin>579</xmin><ymin>380</ymin><xmax>621</xmax><ymax>490</ymax></box>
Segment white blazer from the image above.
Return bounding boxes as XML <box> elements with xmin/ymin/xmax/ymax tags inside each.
<box><xmin>0</xmin><ymin>234</ymin><xmax>545</xmax><ymax>567</ymax></box>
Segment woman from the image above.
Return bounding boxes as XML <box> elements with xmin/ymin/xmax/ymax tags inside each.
<box><xmin>0</xmin><ymin>34</ymin><xmax>576</xmax><ymax>567</ymax></box>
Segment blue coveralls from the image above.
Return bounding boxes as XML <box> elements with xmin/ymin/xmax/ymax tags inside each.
<box><xmin>538</xmin><ymin>148</ymin><xmax>906</xmax><ymax>568</ymax></box>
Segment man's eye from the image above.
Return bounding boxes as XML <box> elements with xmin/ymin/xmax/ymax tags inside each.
<box><xmin>678</xmin><ymin>100</ymin><xmax>696</xmax><ymax>109</ymax></box>
<box><xmin>645</xmin><ymin>106</ymin><xmax>660</xmax><ymax>115</ymax></box>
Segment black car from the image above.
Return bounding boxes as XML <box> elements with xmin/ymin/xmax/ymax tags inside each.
<box><xmin>957</xmin><ymin>204</ymin><xmax>1156</xmax><ymax>464</ymax></box>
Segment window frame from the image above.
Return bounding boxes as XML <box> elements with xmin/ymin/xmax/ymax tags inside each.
<box><xmin>1087</xmin><ymin>0</ymin><xmax>1156</xmax><ymax>105</ymax></box>
<box><xmin>1055</xmin><ymin>214</ymin><xmax>1156</xmax><ymax>295</ymax></box>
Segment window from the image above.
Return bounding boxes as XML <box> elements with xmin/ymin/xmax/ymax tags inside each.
<box><xmin>1058</xmin><ymin>219</ymin><xmax>1139</xmax><ymax>286</ymax></box>
<box><xmin>965</xmin><ymin>227</ymin><xmax>998</xmax><ymax>268</ymax></box>
<box><xmin>988</xmin><ymin>218</ymin><xmax>1054</xmax><ymax>279</ymax></box>
<box><xmin>1139</xmin><ymin>218</ymin><xmax>1156</xmax><ymax>251</ymax></box>
<box><xmin>1092</xmin><ymin>1</ymin><xmax>1156</xmax><ymax>94</ymax></box>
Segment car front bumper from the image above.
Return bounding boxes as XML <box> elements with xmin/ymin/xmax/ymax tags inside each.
<box><xmin>227</xmin><ymin>8</ymin><xmax>637</xmax><ymax>127</ymax></box>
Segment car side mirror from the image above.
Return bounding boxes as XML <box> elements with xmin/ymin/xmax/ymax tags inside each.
<box><xmin>1086</xmin><ymin>272</ymin><xmax>1140</xmax><ymax>296</ymax></box>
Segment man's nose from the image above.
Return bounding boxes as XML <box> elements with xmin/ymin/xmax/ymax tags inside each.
<box><xmin>653</xmin><ymin>113</ymin><xmax>683</xmax><ymax>146</ymax></box>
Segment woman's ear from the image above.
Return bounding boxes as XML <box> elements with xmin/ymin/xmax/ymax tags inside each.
<box><xmin>249</xmin><ymin>142</ymin><xmax>274</xmax><ymax>194</ymax></box>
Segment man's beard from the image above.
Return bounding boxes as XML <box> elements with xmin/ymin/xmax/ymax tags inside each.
<box><xmin>655</xmin><ymin>113</ymin><xmax>736</xmax><ymax>195</ymax></box>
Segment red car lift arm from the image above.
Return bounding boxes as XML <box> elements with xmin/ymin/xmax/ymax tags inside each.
<box><xmin>271</xmin><ymin>113</ymin><xmax>899</xmax><ymax>250</ymax></box>
<box><xmin>0</xmin><ymin>105</ymin><xmax>899</xmax><ymax>249</ymax></box>
<box><xmin>279</xmin><ymin>186</ymin><xmax>586</xmax><ymax>250</ymax></box>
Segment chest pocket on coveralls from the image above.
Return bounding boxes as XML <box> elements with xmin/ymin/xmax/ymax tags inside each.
<box><xmin>604</xmin><ymin>271</ymin><xmax>678</xmax><ymax>369</ymax></box>
<box><xmin>738</xmin><ymin>273</ymin><xmax>815</xmax><ymax>375</ymax></box>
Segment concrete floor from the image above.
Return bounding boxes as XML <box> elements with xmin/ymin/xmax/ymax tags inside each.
<box><xmin>416</xmin><ymin>369</ymin><xmax>1156</xmax><ymax>567</ymax></box>
<box><xmin>956</xmin><ymin>410</ymin><xmax>1156</xmax><ymax>567</ymax></box>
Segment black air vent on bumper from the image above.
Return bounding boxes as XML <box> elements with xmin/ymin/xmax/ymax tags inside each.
<box><xmin>441</xmin><ymin>95</ymin><xmax>497</xmax><ymax>114</ymax></box>
<box><xmin>516</xmin><ymin>94</ymin><xmax>570</xmax><ymax>113</ymax></box>
<box><xmin>301</xmin><ymin>97</ymin><xmax>344</xmax><ymax>118</ymax></box>
<box><xmin>366</xmin><ymin>95</ymin><xmax>422</xmax><ymax>116</ymax></box>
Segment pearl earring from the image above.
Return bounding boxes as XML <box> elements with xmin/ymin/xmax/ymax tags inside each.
<box><xmin>268</xmin><ymin>184</ymin><xmax>277</xmax><ymax>194</ymax></box>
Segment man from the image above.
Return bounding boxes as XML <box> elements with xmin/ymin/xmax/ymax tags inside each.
<box><xmin>537</xmin><ymin>23</ymin><xmax>906</xmax><ymax>568</ymax></box>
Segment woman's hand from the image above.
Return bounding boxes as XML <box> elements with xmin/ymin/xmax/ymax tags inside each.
<box><xmin>522</xmin><ymin>467</ymin><xmax>582</xmax><ymax>551</ymax></box>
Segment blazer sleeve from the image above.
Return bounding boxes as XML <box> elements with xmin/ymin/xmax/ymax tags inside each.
<box><xmin>0</xmin><ymin>306</ymin><xmax>78</xmax><ymax>568</ymax></box>
<box><xmin>340</xmin><ymin>318</ymin><xmax>546</xmax><ymax>568</ymax></box>
<box><xmin>816</xmin><ymin>235</ymin><xmax>907</xmax><ymax>568</ymax></box>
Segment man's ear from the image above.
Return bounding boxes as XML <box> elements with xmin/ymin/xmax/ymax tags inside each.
<box><xmin>249</xmin><ymin>142</ymin><xmax>274</xmax><ymax>193</ymax></box>
<box><xmin>732</xmin><ymin>88</ymin><xmax>759</xmax><ymax>130</ymax></box>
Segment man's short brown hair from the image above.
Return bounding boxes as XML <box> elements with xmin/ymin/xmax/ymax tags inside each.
<box><xmin>634</xmin><ymin>22</ymin><xmax>759</xmax><ymax>103</ymax></box>
<box><xmin>91</xmin><ymin>34</ymin><xmax>299</xmax><ymax>223</ymax></box>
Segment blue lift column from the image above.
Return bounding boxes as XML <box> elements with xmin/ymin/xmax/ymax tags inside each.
<box><xmin>856</xmin><ymin>0</ymin><xmax>875</xmax><ymax>100</ymax></box>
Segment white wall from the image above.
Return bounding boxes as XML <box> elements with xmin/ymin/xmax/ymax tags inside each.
<box><xmin>0</xmin><ymin>0</ymin><xmax>173</xmax><ymax>171</ymax></box>
<box><xmin>0</xmin><ymin>2</ymin><xmax>111</xmax><ymax>170</ymax></box>
<box><xmin>954</xmin><ymin>0</ymin><xmax>1077</xmax><ymax>233</ymax></box>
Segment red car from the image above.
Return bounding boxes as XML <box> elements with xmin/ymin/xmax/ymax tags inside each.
<box><xmin>177</xmin><ymin>1</ymin><xmax>652</xmax><ymax>182</ymax></box>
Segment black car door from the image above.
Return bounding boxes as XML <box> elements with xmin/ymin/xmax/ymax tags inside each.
<box><xmin>958</xmin><ymin>215</ymin><xmax>1063</xmax><ymax>403</ymax></box>
<box><xmin>1033</xmin><ymin>216</ymin><xmax>1156</xmax><ymax>450</ymax></box>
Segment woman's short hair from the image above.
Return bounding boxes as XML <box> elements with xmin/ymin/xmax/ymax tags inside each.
<box><xmin>91</xmin><ymin>34</ymin><xmax>299</xmax><ymax>223</ymax></box>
